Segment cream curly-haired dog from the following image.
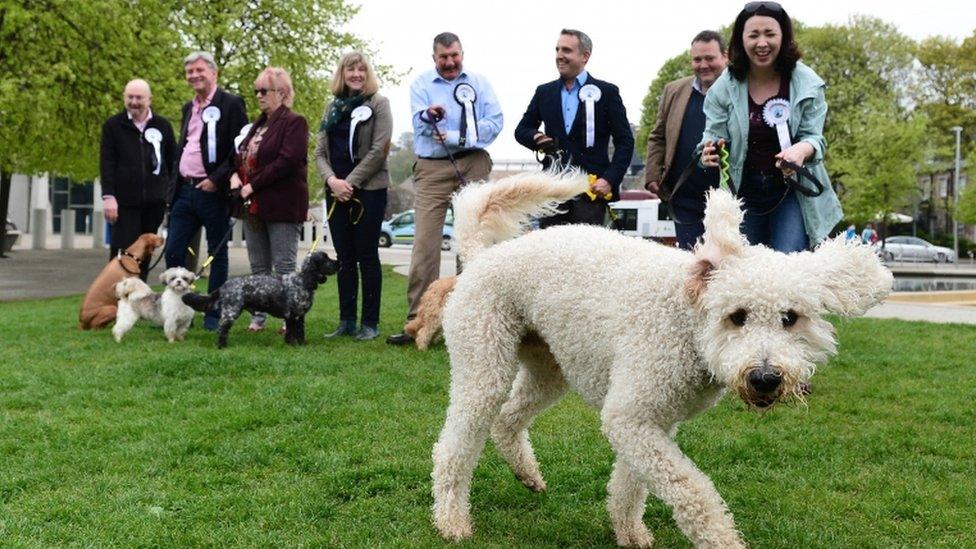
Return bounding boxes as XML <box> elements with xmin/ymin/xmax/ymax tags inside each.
<box><xmin>431</xmin><ymin>174</ymin><xmax>892</xmax><ymax>548</ymax></box>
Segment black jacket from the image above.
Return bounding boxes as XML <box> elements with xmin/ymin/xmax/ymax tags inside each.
<box><xmin>99</xmin><ymin>112</ymin><xmax>176</xmax><ymax>207</ymax></box>
<box><xmin>168</xmin><ymin>87</ymin><xmax>248</xmax><ymax>204</ymax></box>
<box><xmin>515</xmin><ymin>74</ymin><xmax>634</xmax><ymax>200</ymax></box>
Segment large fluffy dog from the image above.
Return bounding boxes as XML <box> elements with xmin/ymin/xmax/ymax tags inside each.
<box><xmin>112</xmin><ymin>267</ymin><xmax>197</xmax><ymax>343</ymax></box>
<box><xmin>431</xmin><ymin>176</ymin><xmax>892</xmax><ymax>547</ymax></box>
<box><xmin>183</xmin><ymin>251</ymin><xmax>338</xmax><ymax>348</ymax></box>
<box><xmin>79</xmin><ymin>233</ymin><xmax>165</xmax><ymax>329</ymax></box>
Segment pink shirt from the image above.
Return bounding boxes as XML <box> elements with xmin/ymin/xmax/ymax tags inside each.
<box><xmin>178</xmin><ymin>86</ymin><xmax>217</xmax><ymax>178</ymax></box>
<box><xmin>128</xmin><ymin>109</ymin><xmax>153</xmax><ymax>133</ymax></box>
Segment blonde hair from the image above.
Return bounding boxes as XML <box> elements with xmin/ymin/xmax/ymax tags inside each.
<box><xmin>256</xmin><ymin>66</ymin><xmax>294</xmax><ymax>108</ymax></box>
<box><xmin>330</xmin><ymin>51</ymin><xmax>380</xmax><ymax>97</ymax></box>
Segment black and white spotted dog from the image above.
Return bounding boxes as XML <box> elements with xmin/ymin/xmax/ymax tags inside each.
<box><xmin>183</xmin><ymin>251</ymin><xmax>338</xmax><ymax>348</ymax></box>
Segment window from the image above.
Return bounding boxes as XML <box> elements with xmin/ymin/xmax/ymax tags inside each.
<box><xmin>611</xmin><ymin>208</ymin><xmax>638</xmax><ymax>231</ymax></box>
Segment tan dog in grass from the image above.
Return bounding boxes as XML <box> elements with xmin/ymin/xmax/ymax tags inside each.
<box><xmin>404</xmin><ymin>276</ymin><xmax>456</xmax><ymax>350</ymax></box>
<box><xmin>79</xmin><ymin>233</ymin><xmax>164</xmax><ymax>329</ymax></box>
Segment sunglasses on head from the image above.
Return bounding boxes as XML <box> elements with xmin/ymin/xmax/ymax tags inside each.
<box><xmin>743</xmin><ymin>1</ymin><xmax>783</xmax><ymax>13</ymax></box>
<box><xmin>254</xmin><ymin>88</ymin><xmax>278</xmax><ymax>96</ymax></box>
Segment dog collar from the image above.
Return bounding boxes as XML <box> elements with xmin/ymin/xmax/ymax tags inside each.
<box><xmin>117</xmin><ymin>250</ymin><xmax>142</xmax><ymax>275</ymax></box>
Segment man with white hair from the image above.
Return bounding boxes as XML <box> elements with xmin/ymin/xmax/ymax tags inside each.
<box><xmin>99</xmin><ymin>78</ymin><xmax>177</xmax><ymax>280</ymax></box>
<box><xmin>165</xmin><ymin>51</ymin><xmax>248</xmax><ymax>330</ymax></box>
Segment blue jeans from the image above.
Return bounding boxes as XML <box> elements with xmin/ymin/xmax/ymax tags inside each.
<box><xmin>739</xmin><ymin>170</ymin><xmax>808</xmax><ymax>253</ymax></box>
<box><xmin>671</xmin><ymin>199</ymin><xmax>706</xmax><ymax>251</ymax></box>
<box><xmin>327</xmin><ymin>187</ymin><xmax>387</xmax><ymax>328</ymax></box>
<box><xmin>165</xmin><ymin>185</ymin><xmax>231</xmax><ymax>320</ymax></box>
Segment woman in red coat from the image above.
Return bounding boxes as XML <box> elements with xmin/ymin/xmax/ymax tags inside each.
<box><xmin>231</xmin><ymin>66</ymin><xmax>309</xmax><ymax>332</ymax></box>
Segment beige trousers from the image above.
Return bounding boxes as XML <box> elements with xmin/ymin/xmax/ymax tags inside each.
<box><xmin>405</xmin><ymin>150</ymin><xmax>491</xmax><ymax>320</ymax></box>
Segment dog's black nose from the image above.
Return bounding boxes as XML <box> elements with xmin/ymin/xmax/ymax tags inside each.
<box><xmin>747</xmin><ymin>368</ymin><xmax>782</xmax><ymax>394</ymax></box>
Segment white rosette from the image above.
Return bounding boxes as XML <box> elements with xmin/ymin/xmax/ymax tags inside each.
<box><xmin>762</xmin><ymin>98</ymin><xmax>792</xmax><ymax>151</ymax></box>
<box><xmin>578</xmin><ymin>84</ymin><xmax>602</xmax><ymax>148</ymax></box>
<box><xmin>202</xmin><ymin>106</ymin><xmax>221</xmax><ymax>163</ymax></box>
<box><xmin>143</xmin><ymin>128</ymin><xmax>163</xmax><ymax>175</ymax></box>
<box><xmin>349</xmin><ymin>105</ymin><xmax>373</xmax><ymax>159</ymax></box>
<box><xmin>453</xmin><ymin>83</ymin><xmax>478</xmax><ymax>147</ymax></box>
<box><xmin>234</xmin><ymin>123</ymin><xmax>253</xmax><ymax>151</ymax></box>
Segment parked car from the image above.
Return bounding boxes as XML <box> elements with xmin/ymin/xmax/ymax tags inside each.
<box><xmin>873</xmin><ymin>236</ymin><xmax>955</xmax><ymax>263</ymax></box>
<box><xmin>380</xmin><ymin>209</ymin><xmax>454</xmax><ymax>251</ymax></box>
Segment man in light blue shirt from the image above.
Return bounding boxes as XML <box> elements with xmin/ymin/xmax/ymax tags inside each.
<box><xmin>387</xmin><ymin>32</ymin><xmax>504</xmax><ymax>346</ymax></box>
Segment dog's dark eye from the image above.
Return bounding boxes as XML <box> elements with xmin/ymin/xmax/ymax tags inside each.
<box><xmin>728</xmin><ymin>309</ymin><xmax>748</xmax><ymax>327</ymax></box>
<box><xmin>781</xmin><ymin>310</ymin><xmax>798</xmax><ymax>328</ymax></box>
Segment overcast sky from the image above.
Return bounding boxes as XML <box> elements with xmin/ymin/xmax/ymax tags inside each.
<box><xmin>345</xmin><ymin>1</ymin><xmax>974</xmax><ymax>161</ymax></box>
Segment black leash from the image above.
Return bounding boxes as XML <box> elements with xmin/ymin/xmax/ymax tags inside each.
<box><xmin>192</xmin><ymin>216</ymin><xmax>239</xmax><ymax>279</ymax></box>
<box><xmin>658</xmin><ymin>149</ymin><xmax>825</xmax><ymax>225</ymax></box>
<box><xmin>419</xmin><ymin>110</ymin><xmax>468</xmax><ymax>186</ymax></box>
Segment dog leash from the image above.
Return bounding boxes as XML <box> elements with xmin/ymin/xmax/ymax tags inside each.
<box><xmin>326</xmin><ymin>191</ymin><xmax>365</xmax><ymax>225</ymax></box>
<box><xmin>192</xmin><ymin>217</ymin><xmax>238</xmax><ymax>279</ymax></box>
<box><xmin>419</xmin><ymin>110</ymin><xmax>468</xmax><ymax>186</ymax></box>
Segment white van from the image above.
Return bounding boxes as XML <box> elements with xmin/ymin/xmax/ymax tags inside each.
<box><xmin>609</xmin><ymin>194</ymin><xmax>676</xmax><ymax>246</ymax></box>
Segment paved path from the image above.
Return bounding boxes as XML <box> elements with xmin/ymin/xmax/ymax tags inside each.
<box><xmin>1</xmin><ymin>236</ymin><xmax>455</xmax><ymax>302</ymax></box>
<box><xmin>3</xmin><ymin>236</ymin><xmax>973</xmax><ymax>326</ymax></box>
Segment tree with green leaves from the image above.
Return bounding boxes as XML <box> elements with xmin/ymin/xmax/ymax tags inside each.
<box><xmin>1</xmin><ymin>0</ymin><xmax>382</xmax><ymax>253</ymax></box>
<box><xmin>0</xmin><ymin>0</ymin><xmax>178</xmax><ymax>256</ymax></box>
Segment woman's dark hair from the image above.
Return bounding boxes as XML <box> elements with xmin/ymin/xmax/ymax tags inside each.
<box><xmin>727</xmin><ymin>3</ymin><xmax>802</xmax><ymax>80</ymax></box>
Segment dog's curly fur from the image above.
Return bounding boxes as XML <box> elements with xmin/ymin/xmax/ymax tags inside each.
<box><xmin>431</xmin><ymin>180</ymin><xmax>893</xmax><ymax>547</ymax></box>
<box><xmin>406</xmin><ymin>171</ymin><xmax>589</xmax><ymax>350</ymax></box>
<box><xmin>182</xmin><ymin>251</ymin><xmax>338</xmax><ymax>348</ymax></box>
<box><xmin>112</xmin><ymin>267</ymin><xmax>197</xmax><ymax>342</ymax></box>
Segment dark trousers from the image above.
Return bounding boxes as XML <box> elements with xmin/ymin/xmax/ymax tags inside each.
<box><xmin>165</xmin><ymin>184</ymin><xmax>231</xmax><ymax>320</ymax></box>
<box><xmin>670</xmin><ymin>198</ymin><xmax>707</xmax><ymax>251</ymax></box>
<box><xmin>110</xmin><ymin>203</ymin><xmax>166</xmax><ymax>280</ymax></box>
<box><xmin>739</xmin><ymin>170</ymin><xmax>809</xmax><ymax>253</ymax></box>
<box><xmin>327</xmin><ymin>187</ymin><xmax>387</xmax><ymax>327</ymax></box>
<box><xmin>538</xmin><ymin>195</ymin><xmax>607</xmax><ymax>229</ymax></box>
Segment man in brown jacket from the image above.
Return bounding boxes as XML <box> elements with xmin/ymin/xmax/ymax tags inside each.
<box><xmin>645</xmin><ymin>31</ymin><xmax>727</xmax><ymax>250</ymax></box>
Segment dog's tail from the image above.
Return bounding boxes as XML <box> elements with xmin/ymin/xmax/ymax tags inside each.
<box><xmin>182</xmin><ymin>291</ymin><xmax>218</xmax><ymax>313</ymax></box>
<box><xmin>115</xmin><ymin>277</ymin><xmax>153</xmax><ymax>302</ymax></box>
<box><xmin>451</xmin><ymin>170</ymin><xmax>590</xmax><ymax>262</ymax></box>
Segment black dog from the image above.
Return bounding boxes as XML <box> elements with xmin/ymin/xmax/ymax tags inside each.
<box><xmin>183</xmin><ymin>251</ymin><xmax>338</xmax><ymax>348</ymax></box>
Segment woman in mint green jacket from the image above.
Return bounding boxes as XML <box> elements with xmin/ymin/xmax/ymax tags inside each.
<box><xmin>701</xmin><ymin>2</ymin><xmax>842</xmax><ymax>251</ymax></box>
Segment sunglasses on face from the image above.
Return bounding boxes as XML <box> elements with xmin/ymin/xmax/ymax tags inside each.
<box><xmin>254</xmin><ymin>88</ymin><xmax>278</xmax><ymax>96</ymax></box>
<box><xmin>743</xmin><ymin>1</ymin><xmax>783</xmax><ymax>13</ymax></box>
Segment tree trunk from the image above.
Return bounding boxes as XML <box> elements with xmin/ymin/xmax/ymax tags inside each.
<box><xmin>0</xmin><ymin>167</ymin><xmax>11</xmax><ymax>258</ymax></box>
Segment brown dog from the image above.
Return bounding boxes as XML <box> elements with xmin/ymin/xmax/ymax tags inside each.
<box><xmin>79</xmin><ymin>233</ymin><xmax>165</xmax><ymax>329</ymax></box>
<box><xmin>404</xmin><ymin>276</ymin><xmax>456</xmax><ymax>350</ymax></box>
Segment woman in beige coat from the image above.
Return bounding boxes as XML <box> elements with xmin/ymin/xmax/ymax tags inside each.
<box><xmin>315</xmin><ymin>51</ymin><xmax>392</xmax><ymax>341</ymax></box>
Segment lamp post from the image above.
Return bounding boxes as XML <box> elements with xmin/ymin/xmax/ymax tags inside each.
<box><xmin>951</xmin><ymin>126</ymin><xmax>962</xmax><ymax>263</ymax></box>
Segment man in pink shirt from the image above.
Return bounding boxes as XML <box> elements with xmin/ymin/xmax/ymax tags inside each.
<box><xmin>164</xmin><ymin>51</ymin><xmax>248</xmax><ymax>330</ymax></box>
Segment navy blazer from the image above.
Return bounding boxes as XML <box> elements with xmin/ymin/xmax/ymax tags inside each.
<box><xmin>169</xmin><ymin>87</ymin><xmax>248</xmax><ymax>204</ymax></box>
<box><xmin>515</xmin><ymin>74</ymin><xmax>634</xmax><ymax>200</ymax></box>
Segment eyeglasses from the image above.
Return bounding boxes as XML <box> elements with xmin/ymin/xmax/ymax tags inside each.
<box><xmin>743</xmin><ymin>1</ymin><xmax>783</xmax><ymax>13</ymax></box>
<box><xmin>254</xmin><ymin>88</ymin><xmax>278</xmax><ymax>96</ymax></box>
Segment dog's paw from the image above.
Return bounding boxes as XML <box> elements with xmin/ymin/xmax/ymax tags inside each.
<box><xmin>614</xmin><ymin>522</ymin><xmax>654</xmax><ymax>548</ymax></box>
<box><xmin>515</xmin><ymin>472</ymin><xmax>547</xmax><ymax>493</ymax></box>
<box><xmin>435</xmin><ymin>514</ymin><xmax>473</xmax><ymax>542</ymax></box>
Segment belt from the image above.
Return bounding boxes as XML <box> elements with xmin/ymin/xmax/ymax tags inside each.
<box><xmin>181</xmin><ymin>175</ymin><xmax>207</xmax><ymax>185</ymax></box>
<box><xmin>419</xmin><ymin>148</ymin><xmax>483</xmax><ymax>161</ymax></box>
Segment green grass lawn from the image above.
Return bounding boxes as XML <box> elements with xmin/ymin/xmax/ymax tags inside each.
<box><xmin>2</xmin><ymin>267</ymin><xmax>975</xmax><ymax>547</ymax></box>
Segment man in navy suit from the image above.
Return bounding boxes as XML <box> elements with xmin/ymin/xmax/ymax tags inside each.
<box><xmin>515</xmin><ymin>29</ymin><xmax>634</xmax><ymax>227</ymax></box>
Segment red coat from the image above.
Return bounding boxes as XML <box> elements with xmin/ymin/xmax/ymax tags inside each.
<box><xmin>237</xmin><ymin>106</ymin><xmax>309</xmax><ymax>222</ymax></box>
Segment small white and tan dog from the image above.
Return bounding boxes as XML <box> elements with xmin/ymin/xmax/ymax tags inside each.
<box><xmin>431</xmin><ymin>174</ymin><xmax>893</xmax><ymax>548</ymax></box>
<box><xmin>112</xmin><ymin>267</ymin><xmax>197</xmax><ymax>343</ymax></box>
